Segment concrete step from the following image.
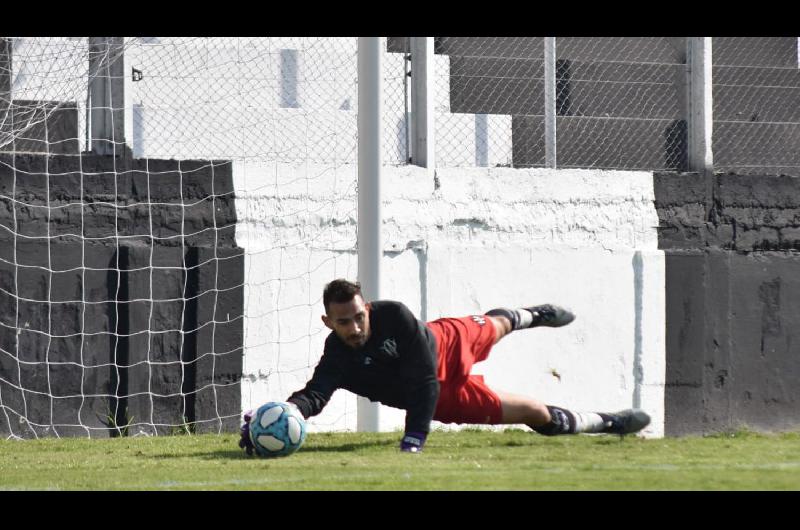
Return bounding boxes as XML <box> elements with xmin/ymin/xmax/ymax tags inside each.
<box><xmin>512</xmin><ymin>115</ymin><xmax>687</xmax><ymax>170</ymax></box>
<box><xmin>449</xmin><ymin>57</ymin><xmax>800</xmax><ymax>123</ymax></box>
<box><xmin>392</xmin><ymin>37</ymin><xmax>687</xmax><ymax>63</ymax></box>
<box><xmin>450</xmin><ymin>56</ymin><xmax>686</xmax><ymax>119</ymax></box>
<box><xmin>714</xmin><ymin>121</ymin><xmax>800</xmax><ymax>174</ymax></box>
<box><xmin>512</xmin><ymin>113</ymin><xmax>800</xmax><ymax>174</ymax></box>
<box><xmin>714</xmin><ymin>66</ymin><xmax>800</xmax><ymax>122</ymax></box>
<box><xmin>713</xmin><ymin>37</ymin><xmax>798</xmax><ymax>67</ymax></box>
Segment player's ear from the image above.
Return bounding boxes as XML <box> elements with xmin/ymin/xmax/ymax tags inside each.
<box><xmin>321</xmin><ymin>314</ymin><xmax>334</xmax><ymax>330</ymax></box>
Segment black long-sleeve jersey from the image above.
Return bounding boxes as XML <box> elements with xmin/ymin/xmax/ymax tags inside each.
<box><xmin>287</xmin><ymin>300</ymin><xmax>440</xmax><ymax>434</ymax></box>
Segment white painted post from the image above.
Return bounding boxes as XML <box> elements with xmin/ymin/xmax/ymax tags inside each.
<box><xmin>686</xmin><ymin>37</ymin><xmax>713</xmax><ymax>174</ymax></box>
<box><xmin>88</xmin><ymin>37</ymin><xmax>128</xmax><ymax>156</ymax></box>
<box><xmin>0</xmin><ymin>38</ymin><xmax>10</xmax><ymax>143</ymax></box>
<box><xmin>544</xmin><ymin>37</ymin><xmax>557</xmax><ymax>168</ymax></box>
<box><xmin>357</xmin><ymin>37</ymin><xmax>382</xmax><ymax>432</ymax></box>
<box><xmin>410</xmin><ymin>37</ymin><xmax>435</xmax><ymax>169</ymax></box>
<box><xmin>123</xmin><ymin>39</ymin><xmax>133</xmax><ymax>156</ymax></box>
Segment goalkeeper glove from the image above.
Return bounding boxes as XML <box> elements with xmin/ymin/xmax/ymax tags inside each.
<box><xmin>285</xmin><ymin>401</ymin><xmax>302</xmax><ymax>417</ymax></box>
<box><xmin>400</xmin><ymin>431</ymin><xmax>427</xmax><ymax>453</ymax></box>
<box><xmin>238</xmin><ymin>409</ymin><xmax>255</xmax><ymax>456</ymax></box>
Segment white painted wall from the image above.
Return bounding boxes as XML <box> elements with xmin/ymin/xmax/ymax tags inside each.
<box><xmin>238</xmin><ymin>164</ymin><xmax>666</xmax><ymax>438</ymax></box>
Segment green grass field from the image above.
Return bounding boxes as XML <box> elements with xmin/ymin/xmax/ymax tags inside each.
<box><xmin>1</xmin><ymin>429</ymin><xmax>799</xmax><ymax>491</ymax></box>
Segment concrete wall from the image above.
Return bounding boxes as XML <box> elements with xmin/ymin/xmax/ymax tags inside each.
<box><xmin>0</xmin><ymin>153</ymin><xmax>244</xmax><ymax>438</ymax></box>
<box><xmin>4</xmin><ymin>151</ymin><xmax>799</xmax><ymax>439</ymax></box>
<box><xmin>238</xmin><ymin>163</ymin><xmax>666</xmax><ymax>437</ymax></box>
<box><xmin>240</xmin><ymin>164</ymin><xmax>800</xmax><ymax>439</ymax></box>
<box><xmin>655</xmin><ymin>172</ymin><xmax>800</xmax><ymax>435</ymax></box>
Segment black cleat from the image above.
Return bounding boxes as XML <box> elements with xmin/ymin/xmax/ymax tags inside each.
<box><xmin>526</xmin><ymin>304</ymin><xmax>576</xmax><ymax>328</ymax></box>
<box><xmin>601</xmin><ymin>409</ymin><xmax>651</xmax><ymax>435</ymax></box>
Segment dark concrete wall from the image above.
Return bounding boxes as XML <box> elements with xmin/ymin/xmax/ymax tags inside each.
<box><xmin>0</xmin><ymin>153</ymin><xmax>243</xmax><ymax>437</ymax></box>
<box><xmin>655</xmin><ymin>172</ymin><xmax>800</xmax><ymax>435</ymax></box>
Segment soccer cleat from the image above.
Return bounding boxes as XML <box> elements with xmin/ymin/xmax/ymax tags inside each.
<box><xmin>525</xmin><ymin>304</ymin><xmax>576</xmax><ymax>328</ymax></box>
<box><xmin>601</xmin><ymin>409</ymin><xmax>651</xmax><ymax>435</ymax></box>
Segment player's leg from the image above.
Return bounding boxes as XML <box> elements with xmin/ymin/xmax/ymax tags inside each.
<box><xmin>485</xmin><ymin>305</ymin><xmax>575</xmax><ymax>344</ymax></box>
<box><xmin>494</xmin><ymin>390</ymin><xmax>550</xmax><ymax>425</ymax></box>
<box><xmin>486</xmin><ymin>315</ymin><xmax>512</xmax><ymax>344</ymax></box>
<box><xmin>494</xmin><ymin>390</ymin><xmax>651</xmax><ymax>435</ymax></box>
<box><xmin>434</xmin><ymin>376</ymin><xmax>650</xmax><ymax>436</ymax></box>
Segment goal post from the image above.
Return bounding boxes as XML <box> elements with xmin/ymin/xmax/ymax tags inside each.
<box><xmin>356</xmin><ymin>36</ymin><xmax>382</xmax><ymax>433</ymax></box>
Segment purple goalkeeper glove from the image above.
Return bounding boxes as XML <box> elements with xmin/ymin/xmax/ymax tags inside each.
<box><xmin>400</xmin><ymin>431</ymin><xmax>427</xmax><ymax>453</ymax></box>
<box><xmin>238</xmin><ymin>409</ymin><xmax>255</xmax><ymax>456</ymax></box>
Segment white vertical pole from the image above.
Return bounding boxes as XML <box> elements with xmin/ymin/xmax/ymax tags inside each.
<box><xmin>357</xmin><ymin>37</ymin><xmax>382</xmax><ymax>432</ymax></box>
<box><xmin>410</xmin><ymin>37</ymin><xmax>435</xmax><ymax>168</ymax></box>
<box><xmin>687</xmin><ymin>37</ymin><xmax>713</xmax><ymax>174</ymax></box>
<box><xmin>544</xmin><ymin>37</ymin><xmax>557</xmax><ymax>168</ymax></box>
<box><xmin>123</xmin><ymin>39</ymin><xmax>133</xmax><ymax>155</ymax></box>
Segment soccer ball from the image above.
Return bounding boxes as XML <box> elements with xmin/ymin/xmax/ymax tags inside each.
<box><xmin>249</xmin><ymin>402</ymin><xmax>307</xmax><ymax>458</ymax></box>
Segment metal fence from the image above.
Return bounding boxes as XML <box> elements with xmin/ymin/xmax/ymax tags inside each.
<box><xmin>4</xmin><ymin>37</ymin><xmax>799</xmax><ymax>174</ymax></box>
<box><xmin>421</xmin><ymin>36</ymin><xmax>800</xmax><ymax>174</ymax></box>
<box><xmin>712</xmin><ymin>37</ymin><xmax>800</xmax><ymax>175</ymax></box>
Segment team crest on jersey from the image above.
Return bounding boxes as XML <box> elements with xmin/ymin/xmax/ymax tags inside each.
<box><xmin>380</xmin><ymin>338</ymin><xmax>399</xmax><ymax>357</ymax></box>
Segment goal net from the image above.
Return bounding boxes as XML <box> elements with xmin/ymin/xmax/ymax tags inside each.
<box><xmin>0</xmin><ymin>37</ymin><xmax>407</xmax><ymax>438</ymax></box>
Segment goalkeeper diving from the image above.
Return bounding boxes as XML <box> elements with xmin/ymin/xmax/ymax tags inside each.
<box><xmin>240</xmin><ymin>278</ymin><xmax>650</xmax><ymax>454</ymax></box>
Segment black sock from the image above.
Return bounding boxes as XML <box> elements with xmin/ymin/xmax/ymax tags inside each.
<box><xmin>531</xmin><ymin>406</ymin><xmax>577</xmax><ymax>436</ymax></box>
<box><xmin>485</xmin><ymin>308</ymin><xmax>533</xmax><ymax>331</ymax></box>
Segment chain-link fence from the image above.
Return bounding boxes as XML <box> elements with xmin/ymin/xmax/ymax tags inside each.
<box><xmin>433</xmin><ymin>37</ymin><xmax>524</xmax><ymax>168</ymax></box>
<box><xmin>553</xmin><ymin>37</ymin><xmax>687</xmax><ymax>171</ymax></box>
<box><xmin>425</xmin><ymin>36</ymin><xmax>800</xmax><ymax>174</ymax></box>
<box><xmin>125</xmin><ymin>37</ymin><xmax>408</xmax><ymax>165</ymax></box>
<box><xmin>127</xmin><ymin>37</ymin><xmax>357</xmax><ymax>163</ymax></box>
<box><xmin>6</xmin><ymin>37</ymin><xmax>799</xmax><ymax>175</ymax></box>
<box><xmin>713</xmin><ymin>37</ymin><xmax>800</xmax><ymax>175</ymax></box>
<box><xmin>431</xmin><ymin>37</ymin><xmax>689</xmax><ymax>171</ymax></box>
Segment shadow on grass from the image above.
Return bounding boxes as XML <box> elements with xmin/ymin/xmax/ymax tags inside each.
<box><xmin>300</xmin><ymin>439</ymin><xmax>397</xmax><ymax>453</ymax></box>
<box><xmin>146</xmin><ymin>439</ymin><xmax>397</xmax><ymax>460</ymax></box>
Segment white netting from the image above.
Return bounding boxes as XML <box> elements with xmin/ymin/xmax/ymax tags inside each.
<box><xmin>1</xmin><ymin>37</ymin><xmax>413</xmax><ymax>438</ymax></box>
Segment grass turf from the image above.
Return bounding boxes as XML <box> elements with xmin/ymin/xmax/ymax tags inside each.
<box><xmin>1</xmin><ymin>429</ymin><xmax>799</xmax><ymax>490</ymax></box>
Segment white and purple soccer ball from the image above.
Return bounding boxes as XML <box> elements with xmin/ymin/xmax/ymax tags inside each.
<box><xmin>249</xmin><ymin>402</ymin><xmax>307</xmax><ymax>458</ymax></box>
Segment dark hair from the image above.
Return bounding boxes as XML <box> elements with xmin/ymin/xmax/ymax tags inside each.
<box><xmin>323</xmin><ymin>279</ymin><xmax>362</xmax><ymax>313</ymax></box>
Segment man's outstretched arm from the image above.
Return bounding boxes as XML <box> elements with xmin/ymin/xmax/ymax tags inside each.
<box><xmin>239</xmin><ymin>351</ymin><xmax>342</xmax><ymax>455</ymax></box>
<box><xmin>286</xmin><ymin>352</ymin><xmax>342</xmax><ymax>418</ymax></box>
<box><xmin>394</xmin><ymin>306</ymin><xmax>440</xmax><ymax>453</ymax></box>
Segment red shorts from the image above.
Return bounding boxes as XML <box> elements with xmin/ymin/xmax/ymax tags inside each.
<box><xmin>426</xmin><ymin>315</ymin><xmax>503</xmax><ymax>425</ymax></box>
